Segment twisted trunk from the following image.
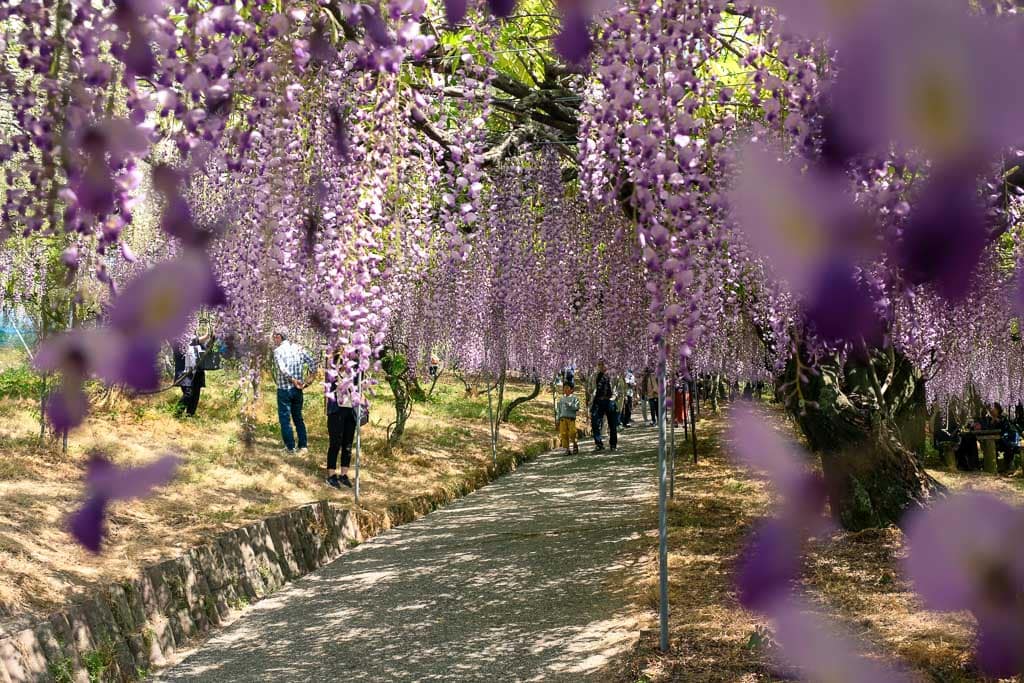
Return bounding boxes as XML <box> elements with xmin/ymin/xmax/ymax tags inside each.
<box><xmin>501</xmin><ymin>375</ymin><xmax>541</xmax><ymax>423</ymax></box>
<box><xmin>782</xmin><ymin>349</ymin><xmax>943</xmax><ymax>530</ymax></box>
<box><xmin>388</xmin><ymin>375</ymin><xmax>412</xmax><ymax>447</ymax></box>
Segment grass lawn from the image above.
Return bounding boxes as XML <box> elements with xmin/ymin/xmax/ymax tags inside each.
<box><xmin>0</xmin><ymin>346</ymin><xmax>556</xmax><ymax>634</ymax></box>
<box><xmin>618</xmin><ymin>403</ymin><xmax>1024</xmax><ymax>683</ymax></box>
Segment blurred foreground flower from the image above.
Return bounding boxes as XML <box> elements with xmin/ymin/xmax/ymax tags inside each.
<box><xmin>894</xmin><ymin>164</ymin><xmax>989</xmax><ymax>302</ymax></box>
<box><xmin>903</xmin><ymin>492</ymin><xmax>1024</xmax><ymax>677</ymax></box>
<box><xmin>729</xmin><ymin>406</ymin><xmax>829</xmax><ymax>610</ymax></box>
<box><xmin>829</xmin><ymin>0</ymin><xmax>1024</xmax><ymax>163</ymax></box>
<box><xmin>728</xmin><ymin>142</ymin><xmax>881</xmax><ymax>344</ymax></box>
<box><xmin>760</xmin><ymin>0</ymin><xmax>881</xmax><ymax>40</ymax></box>
<box><xmin>34</xmin><ymin>250</ymin><xmax>223</xmax><ymax>430</ymax></box>
<box><xmin>69</xmin><ymin>453</ymin><xmax>181</xmax><ymax>553</ymax></box>
<box><xmin>771</xmin><ymin>598</ymin><xmax>912</xmax><ymax>682</ymax></box>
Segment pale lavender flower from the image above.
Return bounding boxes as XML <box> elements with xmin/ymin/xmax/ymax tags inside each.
<box><xmin>730</xmin><ymin>406</ymin><xmax>831</xmax><ymax>611</ymax></box>
<box><xmin>761</xmin><ymin>0</ymin><xmax>881</xmax><ymax>39</ymax></box>
<box><xmin>728</xmin><ymin>141</ymin><xmax>874</xmax><ymax>298</ymax></box>
<box><xmin>35</xmin><ymin>329</ymin><xmax>120</xmax><ymax>431</ymax></box>
<box><xmin>108</xmin><ymin>251</ymin><xmax>221</xmax><ymax>345</ymax></box>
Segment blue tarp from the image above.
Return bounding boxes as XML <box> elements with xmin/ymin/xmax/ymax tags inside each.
<box><xmin>0</xmin><ymin>311</ymin><xmax>35</xmax><ymax>347</ymax></box>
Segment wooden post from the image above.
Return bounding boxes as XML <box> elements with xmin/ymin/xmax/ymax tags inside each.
<box><xmin>982</xmin><ymin>438</ymin><xmax>998</xmax><ymax>474</ymax></box>
<box><xmin>940</xmin><ymin>443</ymin><xmax>956</xmax><ymax>470</ymax></box>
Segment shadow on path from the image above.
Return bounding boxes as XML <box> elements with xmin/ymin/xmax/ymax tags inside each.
<box><xmin>156</xmin><ymin>426</ymin><xmax>662</xmax><ymax>682</ymax></box>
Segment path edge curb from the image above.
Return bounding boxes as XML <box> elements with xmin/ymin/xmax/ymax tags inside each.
<box><xmin>0</xmin><ymin>436</ymin><xmax>559</xmax><ymax>682</ymax></box>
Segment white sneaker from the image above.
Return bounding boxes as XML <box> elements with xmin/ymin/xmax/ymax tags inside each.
<box><xmin>298</xmin><ymin>447</ymin><xmax>309</xmax><ymax>455</ymax></box>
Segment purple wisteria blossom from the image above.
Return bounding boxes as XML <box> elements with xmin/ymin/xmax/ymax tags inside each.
<box><xmin>903</xmin><ymin>492</ymin><xmax>1024</xmax><ymax>677</ymax></box>
<box><xmin>804</xmin><ymin>259</ymin><xmax>883</xmax><ymax>346</ymax></box>
<box><xmin>554</xmin><ymin>7</ymin><xmax>593</xmax><ymax>64</ymax></box>
<box><xmin>444</xmin><ymin>0</ymin><xmax>468</xmax><ymax>23</ymax></box>
<box><xmin>35</xmin><ymin>251</ymin><xmax>224</xmax><ymax>429</ymax></box>
<box><xmin>111</xmin><ymin>0</ymin><xmax>166</xmax><ymax>77</ymax></box>
<box><xmin>729</xmin><ymin>406</ymin><xmax>830</xmax><ymax>610</ymax></box>
<box><xmin>728</xmin><ymin>142</ymin><xmax>875</xmax><ymax>297</ymax></box>
<box><xmin>69</xmin><ymin>454</ymin><xmax>181</xmax><ymax>553</ymax></box>
<box><xmin>894</xmin><ymin>164</ymin><xmax>989</xmax><ymax>302</ymax></box>
<box><xmin>760</xmin><ymin>0</ymin><xmax>882</xmax><ymax>40</ymax></box>
<box><xmin>771</xmin><ymin>598</ymin><xmax>913</xmax><ymax>682</ymax></box>
<box><xmin>109</xmin><ymin>251</ymin><xmax>222</xmax><ymax>346</ymax></box>
<box><xmin>830</xmin><ymin>0</ymin><xmax>1024</xmax><ymax>162</ymax></box>
<box><xmin>34</xmin><ymin>329</ymin><xmax>119</xmax><ymax>431</ymax></box>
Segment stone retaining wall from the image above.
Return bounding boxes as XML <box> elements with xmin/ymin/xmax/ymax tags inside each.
<box><xmin>0</xmin><ymin>437</ymin><xmax>557</xmax><ymax>682</ymax></box>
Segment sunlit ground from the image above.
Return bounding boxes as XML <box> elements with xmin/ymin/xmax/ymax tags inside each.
<box><xmin>618</xmin><ymin>405</ymin><xmax>1024</xmax><ymax>683</ymax></box>
<box><xmin>0</xmin><ymin>345</ymin><xmax>554</xmax><ymax>635</ymax></box>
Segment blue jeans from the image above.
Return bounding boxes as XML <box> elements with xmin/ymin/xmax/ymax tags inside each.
<box><xmin>276</xmin><ymin>387</ymin><xmax>307</xmax><ymax>450</ymax></box>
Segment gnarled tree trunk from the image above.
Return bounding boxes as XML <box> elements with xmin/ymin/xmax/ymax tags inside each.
<box><xmin>782</xmin><ymin>348</ymin><xmax>944</xmax><ymax>531</ymax></box>
<box><xmin>501</xmin><ymin>375</ymin><xmax>541</xmax><ymax>423</ymax></box>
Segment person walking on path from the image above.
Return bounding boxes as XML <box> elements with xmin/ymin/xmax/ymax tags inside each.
<box><xmin>590</xmin><ymin>360</ymin><xmax>618</xmax><ymax>452</ymax></box>
<box><xmin>555</xmin><ymin>382</ymin><xmax>581</xmax><ymax>456</ymax></box>
<box><xmin>621</xmin><ymin>369</ymin><xmax>635</xmax><ymax>428</ymax></box>
<box><xmin>325</xmin><ymin>354</ymin><xmax>356</xmax><ymax>489</ymax></box>
<box><xmin>272</xmin><ymin>331</ymin><xmax>316</xmax><ymax>454</ymax></box>
<box><xmin>642</xmin><ymin>367</ymin><xmax>658</xmax><ymax>427</ymax></box>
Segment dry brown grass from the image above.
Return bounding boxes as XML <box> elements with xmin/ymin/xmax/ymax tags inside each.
<box><xmin>617</xmin><ymin>404</ymin><xmax>1024</xmax><ymax>683</ymax></box>
<box><xmin>0</xmin><ymin>351</ymin><xmax>554</xmax><ymax>636</ymax></box>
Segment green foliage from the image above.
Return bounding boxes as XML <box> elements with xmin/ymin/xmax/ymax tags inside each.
<box><xmin>0</xmin><ymin>364</ymin><xmax>42</xmax><ymax>399</ymax></box>
<box><xmin>48</xmin><ymin>658</ymin><xmax>74</xmax><ymax>683</ymax></box>
<box><xmin>433</xmin><ymin>394</ymin><xmax>488</xmax><ymax>420</ymax></box>
<box><xmin>381</xmin><ymin>349</ymin><xmax>408</xmax><ymax>378</ymax></box>
<box><xmin>82</xmin><ymin>644</ymin><xmax>115</xmax><ymax>683</ymax></box>
<box><xmin>744</xmin><ymin>624</ymin><xmax>776</xmax><ymax>653</ymax></box>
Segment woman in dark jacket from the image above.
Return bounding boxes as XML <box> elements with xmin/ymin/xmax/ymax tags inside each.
<box><xmin>174</xmin><ymin>336</ymin><xmax>208</xmax><ymax>417</ymax></box>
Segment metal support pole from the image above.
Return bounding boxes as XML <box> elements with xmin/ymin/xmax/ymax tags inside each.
<box><xmin>682</xmin><ymin>383</ymin><xmax>688</xmax><ymax>440</ymax></box>
<box><xmin>487</xmin><ymin>382</ymin><xmax>497</xmax><ymax>466</ymax></box>
<box><xmin>669</xmin><ymin>387</ymin><xmax>677</xmax><ymax>500</ymax></box>
<box><xmin>689</xmin><ymin>380</ymin><xmax>698</xmax><ymax>464</ymax></box>
<box><xmin>10</xmin><ymin>320</ymin><xmax>34</xmax><ymax>361</ymax></box>
<box><xmin>656</xmin><ymin>341</ymin><xmax>670</xmax><ymax>653</ymax></box>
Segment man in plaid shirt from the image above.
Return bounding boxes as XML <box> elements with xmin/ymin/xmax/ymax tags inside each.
<box><xmin>272</xmin><ymin>331</ymin><xmax>317</xmax><ymax>453</ymax></box>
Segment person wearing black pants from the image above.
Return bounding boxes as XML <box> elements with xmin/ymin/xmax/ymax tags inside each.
<box><xmin>326</xmin><ymin>405</ymin><xmax>356</xmax><ymax>489</ymax></box>
<box><xmin>591</xmin><ymin>360</ymin><xmax>618</xmax><ymax>452</ymax></box>
<box><xmin>642</xmin><ymin>367</ymin><xmax>659</xmax><ymax>426</ymax></box>
<box><xmin>325</xmin><ymin>355</ymin><xmax>357</xmax><ymax>489</ymax></box>
<box><xmin>174</xmin><ymin>336</ymin><xmax>207</xmax><ymax>418</ymax></box>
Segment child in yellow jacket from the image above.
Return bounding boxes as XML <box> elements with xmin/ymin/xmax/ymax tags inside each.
<box><xmin>555</xmin><ymin>383</ymin><xmax>581</xmax><ymax>455</ymax></box>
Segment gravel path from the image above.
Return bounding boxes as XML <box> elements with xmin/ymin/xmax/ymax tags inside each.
<box><xmin>157</xmin><ymin>424</ymin><xmax>660</xmax><ymax>682</ymax></box>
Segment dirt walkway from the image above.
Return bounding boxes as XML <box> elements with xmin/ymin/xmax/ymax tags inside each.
<box><xmin>155</xmin><ymin>425</ymin><xmax>661</xmax><ymax>682</ymax></box>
